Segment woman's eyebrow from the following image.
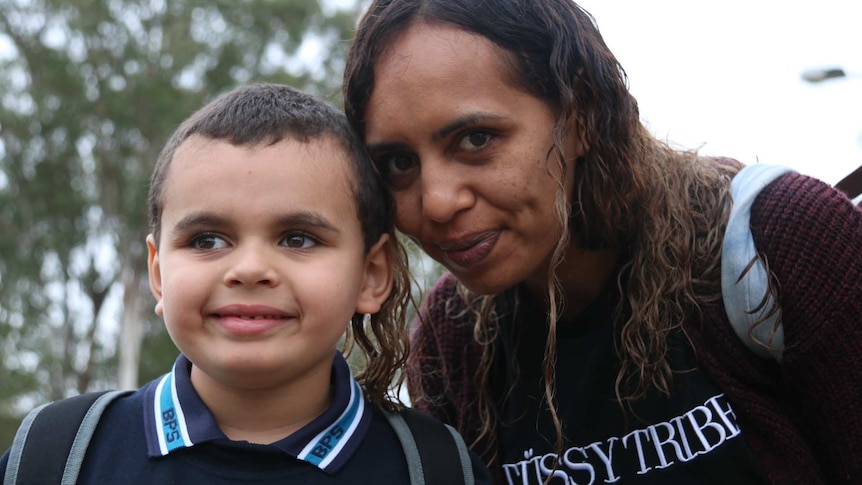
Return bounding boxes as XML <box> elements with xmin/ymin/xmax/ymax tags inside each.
<box><xmin>432</xmin><ymin>112</ymin><xmax>504</xmax><ymax>141</ymax></box>
<box><xmin>366</xmin><ymin>140</ymin><xmax>410</xmax><ymax>154</ymax></box>
<box><xmin>366</xmin><ymin>112</ymin><xmax>507</xmax><ymax>153</ymax></box>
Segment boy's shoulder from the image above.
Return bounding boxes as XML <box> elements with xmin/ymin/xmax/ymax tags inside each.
<box><xmin>2</xmin><ymin>388</ymin><xmax>146</xmax><ymax>484</ymax></box>
<box><xmin>3</xmin><ymin>388</ymin><xmax>489</xmax><ymax>485</ymax></box>
<box><xmin>324</xmin><ymin>404</ymin><xmax>489</xmax><ymax>484</ymax></box>
<box><xmin>380</xmin><ymin>406</ymin><xmax>489</xmax><ymax>485</ymax></box>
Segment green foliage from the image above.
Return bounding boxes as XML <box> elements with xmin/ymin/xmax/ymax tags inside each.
<box><xmin>0</xmin><ymin>0</ymin><xmax>362</xmax><ymax>447</ymax></box>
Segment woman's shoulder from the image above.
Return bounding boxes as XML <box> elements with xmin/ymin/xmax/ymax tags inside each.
<box><xmin>420</xmin><ymin>272</ymin><xmax>518</xmax><ymax>326</ymax></box>
<box><xmin>750</xmin><ymin>170</ymin><xmax>861</xmax><ymax>319</ymax></box>
<box><xmin>424</xmin><ymin>271</ymin><xmax>462</xmax><ymax>306</ymax></box>
<box><xmin>750</xmin><ymin>171</ymin><xmax>861</xmax><ymax>243</ymax></box>
<box><xmin>415</xmin><ymin>272</ymin><xmax>476</xmax><ymax>339</ymax></box>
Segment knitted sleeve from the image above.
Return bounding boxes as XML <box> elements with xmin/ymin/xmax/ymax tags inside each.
<box><xmin>751</xmin><ymin>172</ymin><xmax>862</xmax><ymax>482</ymax></box>
<box><xmin>406</xmin><ymin>273</ymin><xmax>485</xmax><ymax>448</ymax></box>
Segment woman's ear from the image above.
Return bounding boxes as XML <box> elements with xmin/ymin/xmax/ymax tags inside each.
<box><xmin>355</xmin><ymin>234</ymin><xmax>394</xmax><ymax>315</ymax></box>
<box><xmin>146</xmin><ymin>234</ymin><xmax>164</xmax><ymax>316</ymax></box>
<box><xmin>568</xmin><ymin>113</ymin><xmax>589</xmax><ymax>160</ymax></box>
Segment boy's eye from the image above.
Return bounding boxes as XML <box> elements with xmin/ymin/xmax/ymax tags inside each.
<box><xmin>457</xmin><ymin>131</ymin><xmax>492</xmax><ymax>151</ymax></box>
<box><xmin>191</xmin><ymin>234</ymin><xmax>228</xmax><ymax>250</ymax></box>
<box><xmin>282</xmin><ymin>233</ymin><xmax>316</xmax><ymax>249</ymax></box>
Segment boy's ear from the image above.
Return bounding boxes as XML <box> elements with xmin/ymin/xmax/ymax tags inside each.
<box><xmin>355</xmin><ymin>234</ymin><xmax>394</xmax><ymax>315</ymax></box>
<box><xmin>146</xmin><ymin>234</ymin><xmax>165</xmax><ymax>316</ymax></box>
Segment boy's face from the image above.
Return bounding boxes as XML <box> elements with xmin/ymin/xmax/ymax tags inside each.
<box><xmin>146</xmin><ymin>135</ymin><xmax>391</xmax><ymax>393</ymax></box>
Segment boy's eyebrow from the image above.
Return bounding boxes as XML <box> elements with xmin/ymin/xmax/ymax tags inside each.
<box><xmin>171</xmin><ymin>211</ymin><xmax>340</xmax><ymax>234</ymax></box>
<box><xmin>274</xmin><ymin>211</ymin><xmax>340</xmax><ymax>234</ymax></box>
<box><xmin>172</xmin><ymin>212</ymin><xmax>229</xmax><ymax>233</ymax></box>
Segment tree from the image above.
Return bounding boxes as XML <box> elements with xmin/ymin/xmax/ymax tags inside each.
<box><xmin>0</xmin><ymin>0</ymin><xmax>361</xmax><ymax>447</ymax></box>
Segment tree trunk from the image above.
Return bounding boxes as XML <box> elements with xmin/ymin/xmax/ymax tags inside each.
<box><xmin>117</xmin><ymin>269</ymin><xmax>146</xmax><ymax>389</ymax></box>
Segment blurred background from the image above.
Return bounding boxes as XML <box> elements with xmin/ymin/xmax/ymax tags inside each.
<box><xmin>1</xmin><ymin>0</ymin><xmax>860</xmax><ymax>448</ymax></box>
<box><xmin>577</xmin><ymin>0</ymin><xmax>862</xmax><ymax>193</ymax></box>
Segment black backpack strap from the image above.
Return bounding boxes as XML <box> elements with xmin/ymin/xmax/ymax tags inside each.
<box><xmin>384</xmin><ymin>408</ymin><xmax>473</xmax><ymax>485</ymax></box>
<box><xmin>4</xmin><ymin>389</ymin><xmax>131</xmax><ymax>485</ymax></box>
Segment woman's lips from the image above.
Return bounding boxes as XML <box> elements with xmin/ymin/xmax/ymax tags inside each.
<box><xmin>437</xmin><ymin>231</ymin><xmax>500</xmax><ymax>268</ymax></box>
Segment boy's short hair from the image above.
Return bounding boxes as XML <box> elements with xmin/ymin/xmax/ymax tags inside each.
<box><xmin>147</xmin><ymin>83</ymin><xmax>391</xmax><ymax>251</ymax></box>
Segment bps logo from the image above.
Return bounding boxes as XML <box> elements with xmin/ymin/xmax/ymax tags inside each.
<box><xmin>161</xmin><ymin>408</ymin><xmax>181</xmax><ymax>443</ymax></box>
<box><xmin>311</xmin><ymin>425</ymin><xmax>346</xmax><ymax>459</ymax></box>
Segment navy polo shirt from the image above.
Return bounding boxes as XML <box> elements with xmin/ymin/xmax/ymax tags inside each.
<box><xmin>142</xmin><ymin>352</ymin><xmax>372</xmax><ymax>473</ymax></box>
<box><xmin>0</xmin><ymin>352</ymin><xmax>492</xmax><ymax>484</ymax></box>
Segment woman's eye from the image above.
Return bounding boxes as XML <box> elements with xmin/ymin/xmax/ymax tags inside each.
<box><xmin>458</xmin><ymin>131</ymin><xmax>492</xmax><ymax>151</ymax></box>
<box><xmin>382</xmin><ymin>153</ymin><xmax>418</xmax><ymax>176</ymax></box>
<box><xmin>282</xmin><ymin>233</ymin><xmax>316</xmax><ymax>249</ymax></box>
<box><xmin>376</xmin><ymin>153</ymin><xmax>419</xmax><ymax>188</ymax></box>
<box><xmin>191</xmin><ymin>234</ymin><xmax>228</xmax><ymax>250</ymax></box>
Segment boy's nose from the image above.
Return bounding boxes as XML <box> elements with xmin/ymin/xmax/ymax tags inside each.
<box><xmin>223</xmin><ymin>246</ymin><xmax>280</xmax><ymax>287</ymax></box>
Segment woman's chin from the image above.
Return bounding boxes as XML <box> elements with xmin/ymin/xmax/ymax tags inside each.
<box><xmin>447</xmin><ymin>266</ymin><xmax>517</xmax><ymax>296</ymax></box>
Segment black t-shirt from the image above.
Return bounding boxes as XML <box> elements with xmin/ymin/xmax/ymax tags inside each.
<box><xmin>496</xmin><ymin>290</ymin><xmax>769</xmax><ymax>485</ymax></box>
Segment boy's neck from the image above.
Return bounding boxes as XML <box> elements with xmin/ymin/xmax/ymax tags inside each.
<box><xmin>190</xmin><ymin>363</ymin><xmax>333</xmax><ymax>445</ymax></box>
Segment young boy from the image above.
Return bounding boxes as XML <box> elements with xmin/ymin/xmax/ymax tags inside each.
<box><xmin>1</xmin><ymin>84</ymin><xmax>490</xmax><ymax>484</ymax></box>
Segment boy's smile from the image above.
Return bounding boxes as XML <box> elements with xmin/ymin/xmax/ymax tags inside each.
<box><xmin>209</xmin><ymin>303</ymin><xmax>298</xmax><ymax>337</ymax></box>
<box><xmin>147</xmin><ymin>135</ymin><xmax>389</xmax><ymax>399</ymax></box>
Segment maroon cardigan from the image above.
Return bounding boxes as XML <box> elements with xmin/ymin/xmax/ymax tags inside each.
<box><xmin>407</xmin><ymin>173</ymin><xmax>862</xmax><ymax>484</ymax></box>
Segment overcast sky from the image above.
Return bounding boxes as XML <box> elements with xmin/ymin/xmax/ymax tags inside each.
<box><xmin>4</xmin><ymin>1</ymin><xmax>861</xmax><ymax>187</ymax></box>
<box><xmin>576</xmin><ymin>0</ymin><xmax>862</xmax><ymax>188</ymax></box>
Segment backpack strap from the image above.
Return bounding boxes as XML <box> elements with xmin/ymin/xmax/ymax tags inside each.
<box><xmin>722</xmin><ymin>164</ymin><xmax>794</xmax><ymax>362</ymax></box>
<box><xmin>384</xmin><ymin>408</ymin><xmax>473</xmax><ymax>485</ymax></box>
<box><xmin>4</xmin><ymin>389</ymin><xmax>131</xmax><ymax>485</ymax></box>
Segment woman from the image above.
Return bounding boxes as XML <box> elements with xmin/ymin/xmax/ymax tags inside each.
<box><xmin>343</xmin><ymin>1</ymin><xmax>862</xmax><ymax>483</ymax></box>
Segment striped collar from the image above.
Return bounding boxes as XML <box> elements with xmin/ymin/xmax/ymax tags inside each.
<box><xmin>142</xmin><ymin>351</ymin><xmax>372</xmax><ymax>473</ymax></box>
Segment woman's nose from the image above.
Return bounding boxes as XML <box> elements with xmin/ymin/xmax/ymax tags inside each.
<box><xmin>419</xmin><ymin>160</ymin><xmax>476</xmax><ymax>223</ymax></box>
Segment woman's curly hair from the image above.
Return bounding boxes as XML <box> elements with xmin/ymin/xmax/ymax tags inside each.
<box><xmin>343</xmin><ymin>0</ymin><xmax>742</xmax><ymax>464</ymax></box>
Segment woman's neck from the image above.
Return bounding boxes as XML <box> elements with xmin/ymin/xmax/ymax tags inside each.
<box><xmin>523</xmin><ymin>243</ymin><xmax>619</xmax><ymax>323</ymax></box>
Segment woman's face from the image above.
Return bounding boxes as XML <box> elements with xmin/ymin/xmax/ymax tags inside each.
<box><xmin>364</xmin><ymin>22</ymin><xmax>583</xmax><ymax>295</ymax></box>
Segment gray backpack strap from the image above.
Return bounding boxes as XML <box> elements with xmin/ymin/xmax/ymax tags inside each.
<box><xmin>61</xmin><ymin>390</ymin><xmax>131</xmax><ymax>485</ymax></box>
<box><xmin>3</xmin><ymin>403</ymin><xmax>50</xmax><ymax>485</ymax></box>
<box><xmin>384</xmin><ymin>408</ymin><xmax>473</xmax><ymax>485</ymax></box>
<box><xmin>445</xmin><ymin>426</ymin><xmax>474</xmax><ymax>485</ymax></box>
<box><xmin>385</xmin><ymin>410</ymin><xmax>426</xmax><ymax>485</ymax></box>
<box><xmin>4</xmin><ymin>389</ymin><xmax>131</xmax><ymax>485</ymax></box>
<box><xmin>722</xmin><ymin>164</ymin><xmax>794</xmax><ymax>361</ymax></box>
